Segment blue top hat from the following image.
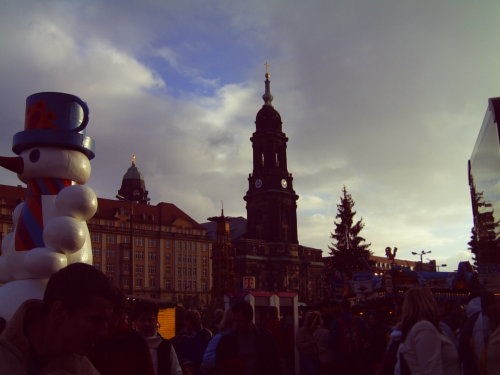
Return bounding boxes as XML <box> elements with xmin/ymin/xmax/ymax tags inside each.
<box><xmin>12</xmin><ymin>92</ymin><xmax>95</xmax><ymax>159</ymax></box>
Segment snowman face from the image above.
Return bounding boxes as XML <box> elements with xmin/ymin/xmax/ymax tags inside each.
<box><xmin>18</xmin><ymin>147</ymin><xmax>91</xmax><ymax>184</ymax></box>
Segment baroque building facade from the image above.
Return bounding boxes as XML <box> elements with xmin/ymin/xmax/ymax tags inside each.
<box><xmin>0</xmin><ymin>159</ymin><xmax>213</xmax><ymax>306</ymax></box>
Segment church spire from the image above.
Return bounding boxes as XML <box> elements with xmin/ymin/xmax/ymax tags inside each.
<box><xmin>262</xmin><ymin>62</ymin><xmax>273</xmax><ymax>106</ymax></box>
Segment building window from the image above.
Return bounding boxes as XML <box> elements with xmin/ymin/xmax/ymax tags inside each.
<box><xmin>106</xmin><ymin>234</ymin><xmax>116</xmax><ymax>245</ymax></box>
<box><xmin>165</xmin><ymin>253</ymin><xmax>171</xmax><ymax>262</ymax></box>
<box><xmin>135</xmin><ymin>251</ymin><xmax>144</xmax><ymax>260</ymax></box>
<box><xmin>148</xmin><ymin>239</ymin><xmax>157</xmax><ymax>248</ymax></box>
<box><xmin>122</xmin><ymin>236</ymin><xmax>129</xmax><ymax>244</ymax></box>
<box><xmin>136</xmin><ymin>278</ymin><xmax>143</xmax><ymax>288</ymax></box>
<box><xmin>165</xmin><ymin>279</ymin><xmax>171</xmax><ymax>290</ymax></box>
<box><xmin>135</xmin><ymin>237</ymin><xmax>145</xmax><ymax>247</ymax></box>
<box><xmin>106</xmin><ymin>263</ymin><xmax>115</xmax><ymax>272</ymax></box>
<box><xmin>165</xmin><ymin>240</ymin><xmax>171</xmax><ymax>249</ymax></box>
<box><xmin>150</xmin><ymin>278</ymin><xmax>156</xmax><ymax>287</ymax></box>
<box><xmin>91</xmin><ymin>232</ymin><xmax>101</xmax><ymax>243</ymax></box>
<box><xmin>178</xmin><ymin>268</ymin><xmax>182</xmax><ymax>277</ymax></box>
<box><xmin>149</xmin><ymin>265</ymin><xmax>156</xmax><ymax>274</ymax></box>
<box><xmin>94</xmin><ymin>262</ymin><xmax>101</xmax><ymax>270</ymax></box>
<box><xmin>106</xmin><ymin>249</ymin><xmax>116</xmax><ymax>258</ymax></box>
<box><xmin>177</xmin><ymin>280</ymin><xmax>182</xmax><ymax>289</ymax></box>
<box><xmin>92</xmin><ymin>248</ymin><xmax>101</xmax><ymax>257</ymax></box>
<box><xmin>193</xmin><ymin>280</ymin><xmax>197</xmax><ymax>290</ymax></box>
<box><xmin>148</xmin><ymin>251</ymin><xmax>157</xmax><ymax>261</ymax></box>
<box><xmin>135</xmin><ymin>264</ymin><xmax>144</xmax><ymax>273</ymax></box>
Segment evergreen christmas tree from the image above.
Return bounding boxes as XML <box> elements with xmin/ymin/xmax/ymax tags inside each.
<box><xmin>328</xmin><ymin>186</ymin><xmax>372</xmax><ymax>276</ymax></box>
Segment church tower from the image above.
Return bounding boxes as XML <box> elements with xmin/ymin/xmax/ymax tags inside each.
<box><xmin>117</xmin><ymin>155</ymin><xmax>150</xmax><ymax>204</ymax></box>
<box><xmin>244</xmin><ymin>69</ymin><xmax>299</xmax><ymax>244</ymax></box>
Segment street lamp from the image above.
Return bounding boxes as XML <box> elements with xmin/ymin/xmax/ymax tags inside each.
<box><xmin>116</xmin><ymin>194</ymin><xmax>133</xmax><ymax>295</ymax></box>
<box><xmin>411</xmin><ymin>250</ymin><xmax>432</xmax><ymax>263</ymax></box>
<box><xmin>437</xmin><ymin>264</ymin><xmax>447</xmax><ymax>272</ymax></box>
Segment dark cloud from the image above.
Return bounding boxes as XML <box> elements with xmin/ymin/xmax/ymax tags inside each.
<box><xmin>1</xmin><ymin>0</ymin><xmax>497</xmax><ymax>269</ymax></box>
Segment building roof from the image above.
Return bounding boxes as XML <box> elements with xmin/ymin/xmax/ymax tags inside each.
<box><xmin>0</xmin><ymin>184</ymin><xmax>26</xmax><ymax>207</ymax></box>
<box><xmin>96</xmin><ymin>197</ymin><xmax>205</xmax><ymax>229</ymax></box>
<box><xmin>0</xmin><ymin>183</ymin><xmax>205</xmax><ymax>230</ymax></box>
<box><xmin>201</xmin><ymin>216</ymin><xmax>247</xmax><ymax>241</ymax></box>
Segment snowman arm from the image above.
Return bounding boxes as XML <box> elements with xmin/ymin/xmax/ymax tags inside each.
<box><xmin>56</xmin><ymin>185</ymin><xmax>97</xmax><ymax>221</ymax></box>
<box><xmin>43</xmin><ymin>216</ymin><xmax>86</xmax><ymax>254</ymax></box>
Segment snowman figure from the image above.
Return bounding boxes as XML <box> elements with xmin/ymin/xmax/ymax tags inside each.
<box><xmin>0</xmin><ymin>92</ymin><xmax>97</xmax><ymax>321</ymax></box>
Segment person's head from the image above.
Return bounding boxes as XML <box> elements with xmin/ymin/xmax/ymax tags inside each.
<box><xmin>303</xmin><ymin>311</ymin><xmax>321</xmax><ymax>331</ymax></box>
<box><xmin>183</xmin><ymin>309</ymin><xmax>202</xmax><ymax>332</ymax></box>
<box><xmin>401</xmin><ymin>287</ymin><xmax>439</xmax><ymax>338</ymax></box>
<box><xmin>41</xmin><ymin>263</ymin><xmax>119</xmax><ymax>355</ymax></box>
<box><xmin>231</xmin><ymin>301</ymin><xmax>254</xmax><ymax>332</ymax></box>
<box><xmin>130</xmin><ymin>300</ymin><xmax>160</xmax><ymax>338</ymax></box>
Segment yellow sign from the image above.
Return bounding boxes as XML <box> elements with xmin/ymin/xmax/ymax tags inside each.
<box><xmin>157</xmin><ymin>307</ymin><xmax>176</xmax><ymax>339</ymax></box>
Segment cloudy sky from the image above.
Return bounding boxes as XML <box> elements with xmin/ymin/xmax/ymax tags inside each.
<box><xmin>1</xmin><ymin>0</ymin><xmax>498</xmax><ymax>270</ymax></box>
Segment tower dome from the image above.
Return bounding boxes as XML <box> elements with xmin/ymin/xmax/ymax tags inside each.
<box><xmin>255</xmin><ymin>70</ymin><xmax>283</xmax><ymax>133</ymax></box>
<box><xmin>117</xmin><ymin>155</ymin><xmax>150</xmax><ymax>204</ymax></box>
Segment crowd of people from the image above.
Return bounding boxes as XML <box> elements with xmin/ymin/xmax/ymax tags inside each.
<box><xmin>0</xmin><ymin>263</ymin><xmax>499</xmax><ymax>374</ymax></box>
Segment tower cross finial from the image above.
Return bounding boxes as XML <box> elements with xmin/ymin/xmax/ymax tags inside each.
<box><xmin>264</xmin><ymin>62</ymin><xmax>270</xmax><ymax>78</ymax></box>
<box><xmin>131</xmin><ymin>154</ymin><xmax>136</xmax><ymax>165</ymax></box>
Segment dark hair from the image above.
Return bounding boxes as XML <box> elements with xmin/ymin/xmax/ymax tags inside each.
<box><xmin>42</xmin><ymin>263</ymin><xmax>119</xmax><ymax>313</ymax></box>
<box><xmin>231</xmin><ymin>301</ymin><xmax>253</xmax><ymax>320</ymax></box>
<box><xmin>129</xmin><ymin>300</ymin><xmax>159</xmax><ymax>322</ymax></box>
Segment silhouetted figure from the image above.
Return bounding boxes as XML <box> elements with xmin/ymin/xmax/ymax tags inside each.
<box><xmin>173</xmin><ymin>309</ymin><xmax>212</xmax><ymax>375</ymax></box>
<box><xmin>216</xmin><ymin>301</ymin><xmax>279</xmax><ymax>375</ymax></box>
<box><xmin>330</xmin><ymin>300</ymin><xmax>369</xmax><ymax>375</ymax></box>
<box><xmin>296</xmin><ymin>310</ymin><xmax>321</xmax><ymax>375</ymax></box>
<box><xmin>201</xmin><ymin>309</ymin><xmax>234</xmax><ymax>375</ymax></box>
<box><xmin>0</xmin><ymin>263</ymin><xmax>120</xmax><ymax>374</ymax></box>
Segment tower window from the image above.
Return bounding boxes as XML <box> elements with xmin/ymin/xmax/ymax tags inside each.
<box><xmin>261</xmin><ymin>153</ymin><xmax>265</xmax><ymax>166</ymax></box>
<box><xmin>276</xmin><ymin>153</ymin><xmax>279</xmax><ymax>166</ymax></box>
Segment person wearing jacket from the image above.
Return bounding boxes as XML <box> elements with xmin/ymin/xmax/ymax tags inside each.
<box><xmin>131</xmin><ymin>300</ymin><xmax>182</xmax><ymax>375</ymax></box>
<box><xmin>215</xmin><ymin>301</ymin><xmax>279</xmax><ymax>375</ymax></box>
<box><xmin>395</xmin><ymin>287</ymin><xmax>459</xmax><ymax>375</ymax></box>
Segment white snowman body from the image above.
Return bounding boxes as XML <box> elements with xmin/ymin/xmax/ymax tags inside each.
<box><xmin>0</xmin><ymin>146</ymin><xmax>97</xmax><ymax>321</ymax></box>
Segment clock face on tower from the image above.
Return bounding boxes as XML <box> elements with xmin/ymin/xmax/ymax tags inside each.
<box><xmin>255</xmin><ymin>178</ymin><xmax>263</xmax><ymax>188</ymax></box>
<box><xmin>281</xmin><ymin>179</ymin><xmax>287</xmax><ymax>188</ymax></box>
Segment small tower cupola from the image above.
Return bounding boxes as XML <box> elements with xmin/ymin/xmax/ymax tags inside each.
<box><xmin>117</xmin><ymin>155</ymin><xmax>150</xmax><ymax>204</ymax></box>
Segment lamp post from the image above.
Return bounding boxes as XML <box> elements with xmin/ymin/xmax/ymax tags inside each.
<box><xmin>116</xmin><ymin>194</ymin><xmax>133</xmax><ymax>295</ymax></box>
<box><xmin>436</xmin><ymin>264</ymin><xmax>447</xmax><ymax>272</ymax></box>
<box><xmin>411</xmin><ymin>250</ymin><xmax>431</xmax><ymax>263</ymax></box>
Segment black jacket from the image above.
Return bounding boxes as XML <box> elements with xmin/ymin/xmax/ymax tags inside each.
<box><xmin>215</xmin><ymin>325</ymin><xmax>278</xmax><ymax>375</ymax></box>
